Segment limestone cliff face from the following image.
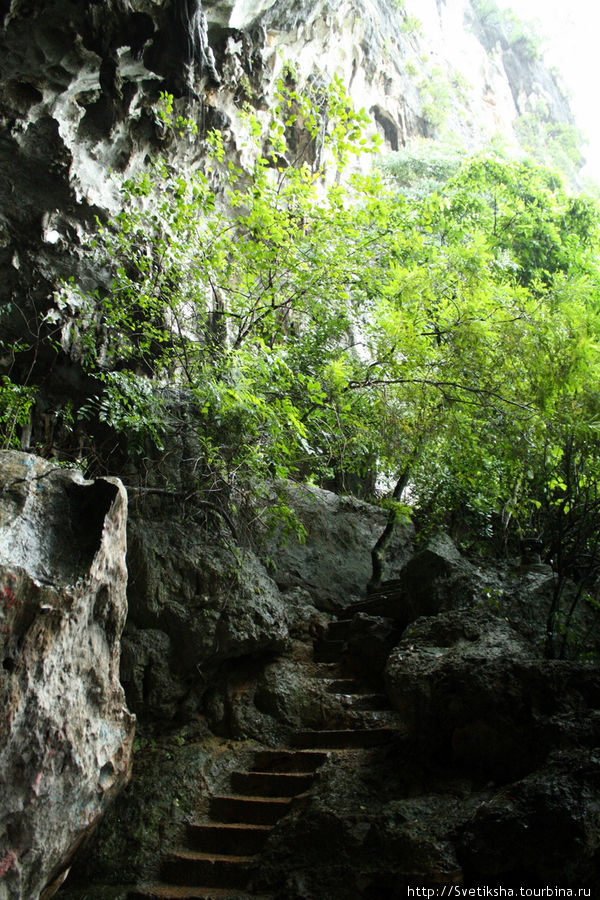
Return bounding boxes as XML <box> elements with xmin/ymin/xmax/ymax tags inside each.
<box><xmin>0</xmin><ymin>0</ymin><xmax>573</xmax><ymax>371</ymax></box>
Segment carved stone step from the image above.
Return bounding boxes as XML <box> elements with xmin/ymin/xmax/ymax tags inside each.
<box><xmin>365</xmin><ymin>579</ymin><xmax>403</xmax><ymax>600</ymax></box>
<box><xmin>231</xmin><ymin>771</ymin><xmax>314</xmax><ymax>797</ymax></box>
<box><xmin>130</xmin><ymin>885</ymin><xmax>274</xmax><ymax>900</ymax></box>
<box><xmin>312</xmin><ymin>662</ymin><xmax>344</xmax><ymax>678</ymax></box>
<box><xmin>161</xmin><ymin>850</ymin><xmax>252</xmax><ymax>888</ymax></box>
<box><xmin>348</xmin><ymin>581</ymin><xmax>403</xmax><ymax>616</ymax></box>
<box><xmin>129</xmin><ymin>883</ymin><xmax>243</xmax><ymax>899</ymax></box>
<box><xmin>323</xmin><ymin>678</ymin><xmax>359</xmax><ymax>693</ymax></box>
<box><xmin>209</xmin><ymin>794</ymin><xmax>292</xmax><ymax>825</ymax></box>
<box><xmin>291</xmin><ymin>727</ymin><xmax>400</xmax><ymax>749</ymax></box>
<box><xmin>251</xmin><ymin>749</ymin><xmax>328</xmax><ymax>773</ymax></box>
<box><xmin>186</xmin><ymin>822</ymin><xmax>271</xmax><ymax>856</ymax></box>
<box><xmin>334</xmin><ymin>692</ymin><xmax>389</xmax><ymax>710</ymax></box>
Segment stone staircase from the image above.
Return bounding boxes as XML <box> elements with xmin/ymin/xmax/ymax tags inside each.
<box><xmin>130</xmin><ymin>614</ymin><xmax>400</xmax><ymax>899</ymax></box>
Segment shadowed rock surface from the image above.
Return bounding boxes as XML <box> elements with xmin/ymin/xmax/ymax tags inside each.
<box><xmin>55</xmin><ymin>528</ymin><xmax>600</xmax><ymax>898</ymax></box>
<box><xmin>258</xmin><ymin>481</ymin><xmax>414</xmax><ymax>610</ymax></box>
<box><xmin>385</xmin><ymin>609</ymin><xmax>600</xmax><ymax>780</ymax></box>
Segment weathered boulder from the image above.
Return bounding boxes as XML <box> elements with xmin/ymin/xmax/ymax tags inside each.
<box><xmin>204</xmin><ymin>640</ymin><xmax>358</xmax><ymax>744</ymax></box>
<box><xmin>253</xmin><ymin>740</ymin><xmax>600</xmax><ymax>895</ymax></box>
<box><xmin>385</xmin><ymin>609</ymin><xmax>600</xmax><ymax>780</ymax></box>
<box><xmin>122</xmin><ymin>516</ymin><xmax>289</xmax><ymax>724</ymax></box>
<box><xmin>280</xmin><ymin>586</ymin><xmax>330</xmax><ymax>642</ymax></box>
<box><xmin>202</xmin><ymin>653</ymin><xmax>291</xmax><ymax>746</ymax></box>
<box><xmin>0</xmin><ymin>450</ymin><xmax>134</xmax><ymax>900</ymax></box>
<box><xmin>398</xmin><ymin>532</ymin><xmax>477</xmax><ymax>613</ymax></box>
<box><xmin>370</xmin><ymin>533</ymin><xmax>481</xmax><ymax>626</ymax></box>
<box><xmin>497</xmin><ymin>568</ymin><xmax>600</xmax><ymax>660</ymax></box>
<box><xmin>119</xmin><ymin>626</ymin><xmax>188</xmax><ymax>722</ymax></box>
<box><xmin>252</xmin><ymin>750</ymin><xmax>469</xmax><ymax>897</ymax></box>
<box><xmin>260</xmin><ymin>482</ymin><xmax>413</xmax><ymax>609</ymax></box>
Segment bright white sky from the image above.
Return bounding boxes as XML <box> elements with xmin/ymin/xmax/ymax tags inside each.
<box><xmin>496</xmin><ymin>0</ymin><xmax>600</xmax><ymax>182</ymax></box>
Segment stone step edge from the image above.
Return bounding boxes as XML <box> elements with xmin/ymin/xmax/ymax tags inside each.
<box><xmin>131</xmin><ymin>884</ymin><xmax>273</xmax><ymax>899</ymax></box>
<box><xmin>232</xmin><ymin>770</ymin><xmax>314</xmax><ymax>778</ymax></box>
<box><xmin>293</xmin><ymin>727</ymin><xmax>400</xmax><ymax>736</ymax></box>
<box><xmin>211</xmin><ymin>794</ymin><xmax>293</xmax><ymax>804</ymax></box>
<box><xmin>187</xmin><ymin>823</ymin><xmax>273</xmax><ymax>831</ymax></box>
<box><xmin>169</xmin><ymin>849</ymin><xmax>255</xmax><ymax>864</ymax></box>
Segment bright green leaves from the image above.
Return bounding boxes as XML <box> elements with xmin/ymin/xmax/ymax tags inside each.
<box><xmin>370</xmin><ymin>142</ymin><xmax>600</xmax><ymax>553</ymax></box>
<box><xmin>269</xmin><ymin>74</ymin><xmax>381</xmax><ymax>172</ymax></box>
<box><xmin>0</xmin><ymin>377</ymin><xmax>36</xmax><ymax>449</ymax></box>
<box><xmin>433</xmin><ymin>156</ymin><xmax>600</xmax><ymax>291</ymax></box>
<box><xmin>45</xmin><ymin>79</ymin><xmax>393</xmax><ymax>489</ymax></box>
<box><xmin>155</xmin><ymin>90</ymin><xmax>198</xmax><ymax>136</ymax></box>
<box><xmin>79</xmin><ymin>371</ymin><xmax>168</xmax><ymax>454</ymax></box>
<box><xmin>23</xmin><ymin>74</ymin><xmax>600</xmax><ymax>573</ymax></box>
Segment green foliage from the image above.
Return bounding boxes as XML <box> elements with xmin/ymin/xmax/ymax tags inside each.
<box><xmin>0</xmin><ymin>376</ymin><xmax>36</xmax><ymax>449</ymax></box>
<box><xmin>155</xmin><ymin>90</ymin><xmax>198</xmax><ymax>136</ymax></box>
<box><xmin>418</xmin><ymin>65</ymin><xmax>452</xmax><ymax>130</ymax></box>
<box><xmin>44</xmin><ymin>82</ymin><xmax>383</xmax><ymax>499</ymax></box>
<box><xmin>379</xmin><ymin>139</ymin><xmax>464</xmax><ymax>197</ymax></box>
<box><xmin>379</xmin><ymin>497</ymin><xmax>413</xmax><ymax>527</ymax></box>
<box><xmin>62</xmin><ymin>126</ymin><xmax>600</xmax><ymax>566</ymax></box>
<box><xmin>515</xmin><ymin>115</ymin><xmax>585</xmax><ymax>184</ymax></box>
<box><xmin>471</xmin><ymin>0</ymin><xmax>543</xmax><ymax>61</ymax></box>
<box><xmin>78</xmin><ymin>372</ymin><xmax>168</xmax><ymax>454</ymax></box>
<box><xmin>404</xmin><ymin>58</ymin><xmax>419</xmax><ymax>78</ymax></box>
<box><xmin>400</xmin><ymin>15</ymin><xmax>423</xmax><ymax>36</ymax></box>
<box><xmin>8</xmin><ymin>79</ymin><xmax>600</xmax><ymax>655</ymax></box>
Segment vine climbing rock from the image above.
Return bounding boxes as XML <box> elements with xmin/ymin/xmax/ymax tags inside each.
<box><xmin>0</xmin><ymin>450</ymin><xmax>135</xmax><ymax>900</ymax></box>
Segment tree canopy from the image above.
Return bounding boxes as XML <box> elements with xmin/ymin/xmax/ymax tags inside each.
<box><xmin>3</xmin><ymin>81</ymin><xmax>600</xmax><ymax>654</ymax></box>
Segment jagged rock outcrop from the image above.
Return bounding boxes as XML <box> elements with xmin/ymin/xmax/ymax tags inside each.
<box><xmin>457</xmin><ymin>748</ymin><xmax>600</xmax><ymax>885</ymax></box>
<box><xmin>363</xmin><ymin>532</ymin><xmax>480</xmax><ymax>626</ymax></box>
<box><xmin>385</xmin><ymin>608</ymin><xmax>600</xmax><ymax>780</ymax></box>
<box><xmin>54</xmin><ymin>528</ymin><xmax>600</xmax><ymax>897</ymax></box>
<box><xmin>0</xmin><ymin>450</ymin><xmax>134</xmax><ymax>900</ymax></box>
<box><xmin>119</xmin><ymin>481</ymin><xmax>411</xmax><ymax>727</ymax></box>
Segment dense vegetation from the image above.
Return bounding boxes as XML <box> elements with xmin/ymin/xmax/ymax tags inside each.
<box><xmin>2</xmin><ymin>80</ymin><xmax>600</xmax><ymax>656</ymax></box>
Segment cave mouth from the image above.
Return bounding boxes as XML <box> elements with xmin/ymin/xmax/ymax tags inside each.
<box><xmin>65</xmin><ymin>479</ymin><xmax>119</xmax><ymax>573</ymax></box>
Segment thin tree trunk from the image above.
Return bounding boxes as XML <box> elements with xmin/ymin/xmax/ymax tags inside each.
<box><xmin>368</xmin><ymin>465</ymin><xmax>411</xmax><ymax>590</ymax></box>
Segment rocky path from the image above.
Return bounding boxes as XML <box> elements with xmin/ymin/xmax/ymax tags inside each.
<box><xmin>130</xmin><ymin>614</ymin><xmax>401</xmax><ymax>900</ymax></box>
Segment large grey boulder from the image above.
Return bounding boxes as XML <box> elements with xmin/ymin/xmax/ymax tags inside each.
<box><xmin>127</xmin><ymin>518</ymin><xmax>288</xmax><ymax>663</ymax></box>
<box><xmin>0</xmin><ymin>450</ymin><xmax>134</xmax><ymax>900</ymax></box>
<box><xmin>369</xmin><ymin>533</ymin><xmax>480</xmax><ymax>626</ymax></box>
<box><xmin>259</xmin><ymin>482</ymin><xmax>413</xmax><ymax>609</ymax></box>
<box><xmin>252</xmin><ymin>750</ymin><xmax>467</xmax><ymax>897</ymax></box>
<box><xmin>122</xmin><ymin>516</ymin><xmax>289</xmax><ymax>723</ymax></box>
